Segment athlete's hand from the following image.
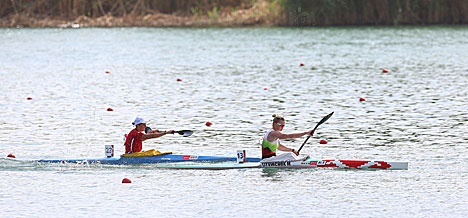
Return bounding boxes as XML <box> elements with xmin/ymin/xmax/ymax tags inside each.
<box><xmin>307</xmin><ymin>130</ymin><xmax>315</xmax><ymax>136</ymax></box>
<box><xmin>166</xmin><ymin>130</ymin><xmax>175</xmax><ymax>134</ymax></box>
<box><xmin>292</xmin><ymin>149</ymin><xmax>299</xmax><ymax>156</ymax></box>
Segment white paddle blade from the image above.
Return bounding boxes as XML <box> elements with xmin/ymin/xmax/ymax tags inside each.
<box><xmin>181</xmin><ymin>130</ymin><xmax>193</xmax><ymax>137</ymax></box>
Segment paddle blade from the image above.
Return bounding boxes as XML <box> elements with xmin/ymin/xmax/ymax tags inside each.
<box><xmin>313</xmin><ymin>111</ymin><xmax>334</xmax><ymax>131</ymax></box>
<box><xmin>297</xmin><ymin>111</ymin><xmax>334</xmax><ymax>153</ymax></box>
<box><xmin>145</xmin><ymin>127</ymin><xmax>152</xmax><ymax>134</ymax></box>
<box><xmin>177</xmin><ymin>130</ymin><xmax>193</xmax><ymax>137</ymax></box>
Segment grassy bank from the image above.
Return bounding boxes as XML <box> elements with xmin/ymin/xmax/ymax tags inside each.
<box><xmin>1</xmin><ymin>0</ymin><xmax>467</xmax><ymax>27</ymax></box>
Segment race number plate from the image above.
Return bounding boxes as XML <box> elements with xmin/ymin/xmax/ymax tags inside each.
<box><xmin>237</xmin><ymin>150</ymin><xmax>246</xmax><ymax>163</ymax></box>
<box><xmin>105</xmin><ymin>145</ymin><xmax>114</xmax><ymax>157</ymax></box>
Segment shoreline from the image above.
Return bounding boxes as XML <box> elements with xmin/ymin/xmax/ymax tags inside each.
<box><xmin>3</xmin><ymin>13</ymin><xmax>468</xmax><ymax>28</ymax></box>
<box><xmin>3</xmin><ymin>17</ymin><xmax>467</xmax><ymax>28</ymax></box>
<box><xmin>1</xmin><ymin>1</ymin><xmax>280</xmax><ymax>28</ymax></box>
<box><xmin>0</xmin><ymin>14</ymin><xmax>272</xmax><ymax>28</ymax></box>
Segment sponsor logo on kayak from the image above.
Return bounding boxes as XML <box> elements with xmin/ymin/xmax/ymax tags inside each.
<box><xmin>261</xmin><ymin>161</ymin><xmax>291</xmax><ymax>167</ymax></box>
<box><xmin>182</xmin><ymin>155</ymin><xmax>199</xmax><ymax>160</ymax></box>
<box><xmin>306</xmin><ymin>161</ymin><xmax>318</xmax><ymax>166</ymax></box>
<box><xmin>317</xmin><ymin>160</ymin><xmax>328</xmax><ymax>165</ymax></box>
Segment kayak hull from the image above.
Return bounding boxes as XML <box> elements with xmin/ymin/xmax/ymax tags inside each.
<box><xmin>38</xmin><ymin>154</ymin><xmax>262</xmax><ymax>165</ymax></box>
<box><xmin>38</xmin><ymin>155</ymin><xmax>408</xmax><ymax>170</ymax></box>
<box><xmin>158</xmin><ymin>158</ymin><xmax>408</xmax><ymax>170</ymax></box>
<box><xmin>158</xmin><ymin>162</ymin><xmax>261</xmax><ymax>170</ymax></box>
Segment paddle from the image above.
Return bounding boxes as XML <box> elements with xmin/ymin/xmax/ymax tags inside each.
<box><xmin>297</xmin><ymin>111</ymin><xmax>334</xmax><ymax>153</ymax></box>
<box><xmin>145</xmin><ymin>127</ymin><xmax>193</xmax><ymax>137</ymax></box>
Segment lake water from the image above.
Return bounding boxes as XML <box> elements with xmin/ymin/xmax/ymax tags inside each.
<box><xmin>1</xmin><ymin>26</ymin><xmax>468</xmax><ymax>217</ymax></box>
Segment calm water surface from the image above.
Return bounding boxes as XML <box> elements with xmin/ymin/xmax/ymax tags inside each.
<box><xmin>1</xmin><ymin>27</ymin><xmax>468</xmax><ymax>217</ymax></box>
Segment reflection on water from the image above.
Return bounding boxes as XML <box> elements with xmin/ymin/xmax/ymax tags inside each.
<box><xmin>261</xmin><ymin>168</ymin><xmax>281</xmax><ymax>178</ymax></box>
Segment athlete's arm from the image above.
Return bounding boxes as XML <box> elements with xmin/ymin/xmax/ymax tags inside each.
<box><xmin>278</xmin><ymin>141</ymin><xmax>299</xmax><ymax>155</ymax></box>
<box><xmin>269</xmin><ymin>130</ymin><xmax>313</xmax><ymax>140</ymax></box>
<box><xmin>141</xmin><ymin>130</ymin><xmax>174</xmax><ymax>140</ymax></box>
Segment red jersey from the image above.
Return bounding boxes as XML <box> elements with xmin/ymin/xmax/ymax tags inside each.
<box><xmin>124</xmin><ymin>128</ymin><xmax>144</xmax><ymax>153</ymax></box>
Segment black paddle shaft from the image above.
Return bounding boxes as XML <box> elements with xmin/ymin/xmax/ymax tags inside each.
<box><xmin>297</xmin><ymin>112</ymin><xmax>334</xmax><ymax>153</ymax></box>
<box><xmin>145</xmin><ymin>127</ymin><xmax>193</xmax><ymax>137</ymax></box>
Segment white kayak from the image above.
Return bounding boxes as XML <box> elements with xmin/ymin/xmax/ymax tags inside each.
<box><xmin>158</xmin><ymin>153</ymin><xmax>408</xmax><ymax>170</ymax></box>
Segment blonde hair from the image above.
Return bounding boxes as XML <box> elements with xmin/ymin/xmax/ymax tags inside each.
<box><xmin>272</xmin><ymin>114</ymin><xmax>285</xmax><ymax>123</ymax></box>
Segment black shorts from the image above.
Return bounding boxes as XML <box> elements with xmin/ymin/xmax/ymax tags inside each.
<box><xmin>262</xmin><ymin>153</ymin><xmax>276</xmax><ymax>159</ymax></box>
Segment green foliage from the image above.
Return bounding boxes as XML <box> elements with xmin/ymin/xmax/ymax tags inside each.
<box><xmin>207</xmin><ymin>6</ymin><xmax>219</xmax><ymax>19</ymax></box>
<box><xmin>191</xmin><ymin>7</ymin><xmax>201</xmax><ymax>18</ymax></box>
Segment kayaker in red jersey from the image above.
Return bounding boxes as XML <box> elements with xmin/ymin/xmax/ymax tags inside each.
<box><xmin>124</xmin><ymin>117</ymin><xmax>174</xmax><ymax>154</ymax></box>
<box><xmin>262</xmin><ymin>114</ymin><xmax>314</xmax><ymax>159</ymax></box>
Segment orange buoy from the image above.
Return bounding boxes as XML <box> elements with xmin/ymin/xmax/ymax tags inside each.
<box><xmin>107</xmin><ymin>108</ymin><xmax>114</xmax><ymax>111</ymax></box>
<box><xmin>122</xmin><ymin>178</ymin><xmax>132</xmax><ymax>183</ymax></box>
<box><xmin>27</xmin><ymin>97</ymin><xmax>32</xmax><ymax>100</ymax></box>
<box><xmin>382</xmin><ymin>69</ymin><xmax>388</xmax><ymax>73</ymax></box>
<box><xmin>7</xmin><ymin>154</ymin><xmax>16</xmax><ymax>158</ymax></box>
<box><xmin>177</xmin><ymin>78</ymin><xmax>182</xmax><ymax>82</ymax></box>
<box><xmin>300</xmin><ymin>63</ymin><xmax>305</xmax><ymax>67</ymax></box>
<box><xmin>359</xmin><ymin>97</ymin><xmax>366</xmax><ymax>102</ymax></box>
<box><xmin>319</xmin><ymin>139</ymin><xmax>328</xmax><ymax>144</ymax></box>
<box><xmin>205</xmin><ymin>121</ymin><xmax>212</xmax><ymax>126</ymax></box>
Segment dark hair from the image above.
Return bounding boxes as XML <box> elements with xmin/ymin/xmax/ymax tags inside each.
<box><xmin>272</xmin><ymin>114</ymin><xmax>285</xmax><ymax>123</ymax></box>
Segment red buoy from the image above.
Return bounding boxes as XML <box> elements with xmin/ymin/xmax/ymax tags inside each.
<box><xmin>7</xmin><ymin>154</ymin><xmax>16</xmax><ymax>158</ymax></box>
<box><xmin>382</xmin><ymin>69</ymin><xmax>388</xmax><ymax>73</ymax></box>
<box><xmin>107</xmin><ymin>108</ymin><xmax>114</xmax><ymax>111</ymax></box>
<box><xmin>264</xmin><ymin>88</ymin><xmax>268</xmax><ymax>90</ymax></box>
<box><xmin>105</xmin><ymin>71</ymin><xmax>110</xmax><ymax>74</ymax></box>
<box><xmin>177</xmin><ymin>78</ymin><xmax>182</xmax><ymax>82</ymax></box>
<box><xmin>359</xmin><ymin>97</ymin><xmax>366</xmax><ymax>102</ymax></box>
<box><xmin>205</xmin><ymin>121</ymin><xmax>212</xmax><ymax>126</ymax></box>
<box><xmin>122</xmin><ymin>178</ymin><xmax>132</xmax><ymax>183</ymax></box>
<box><xmin>320</xmin><ymin>139</ymin><xmax>328</xmax><ymax>144</ymax></box>
<box><xmin>27</xmin><ymin>97</ymin><xmax>32</xmax><ymax>100</ymax></box>
<box><xmin>300</xmin><ymin>63</ymin><xmax>305</xmax><ymax>67</ymax></box>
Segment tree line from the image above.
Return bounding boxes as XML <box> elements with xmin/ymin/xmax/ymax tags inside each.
<box><xmin>1</xmin><ymin>0</ymin><xmax>467</xmax><ymax>26</ymax></box>
<box><xmin>283</xmin><ymin>0</ymin><xmax>468</xmax><ymax>26</ymax></box>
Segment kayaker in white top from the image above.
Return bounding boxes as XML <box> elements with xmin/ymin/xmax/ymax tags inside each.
<box><xmin>261</xmin><ymin>114</ymin><xmax>314</xmax><ymax>159</ymax></box>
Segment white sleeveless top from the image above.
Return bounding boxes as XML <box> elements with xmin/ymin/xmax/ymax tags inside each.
<box><xmin>263</xmin><ymin>129</ymin><xmax>279</xmax><ymax>144</ymax></box>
